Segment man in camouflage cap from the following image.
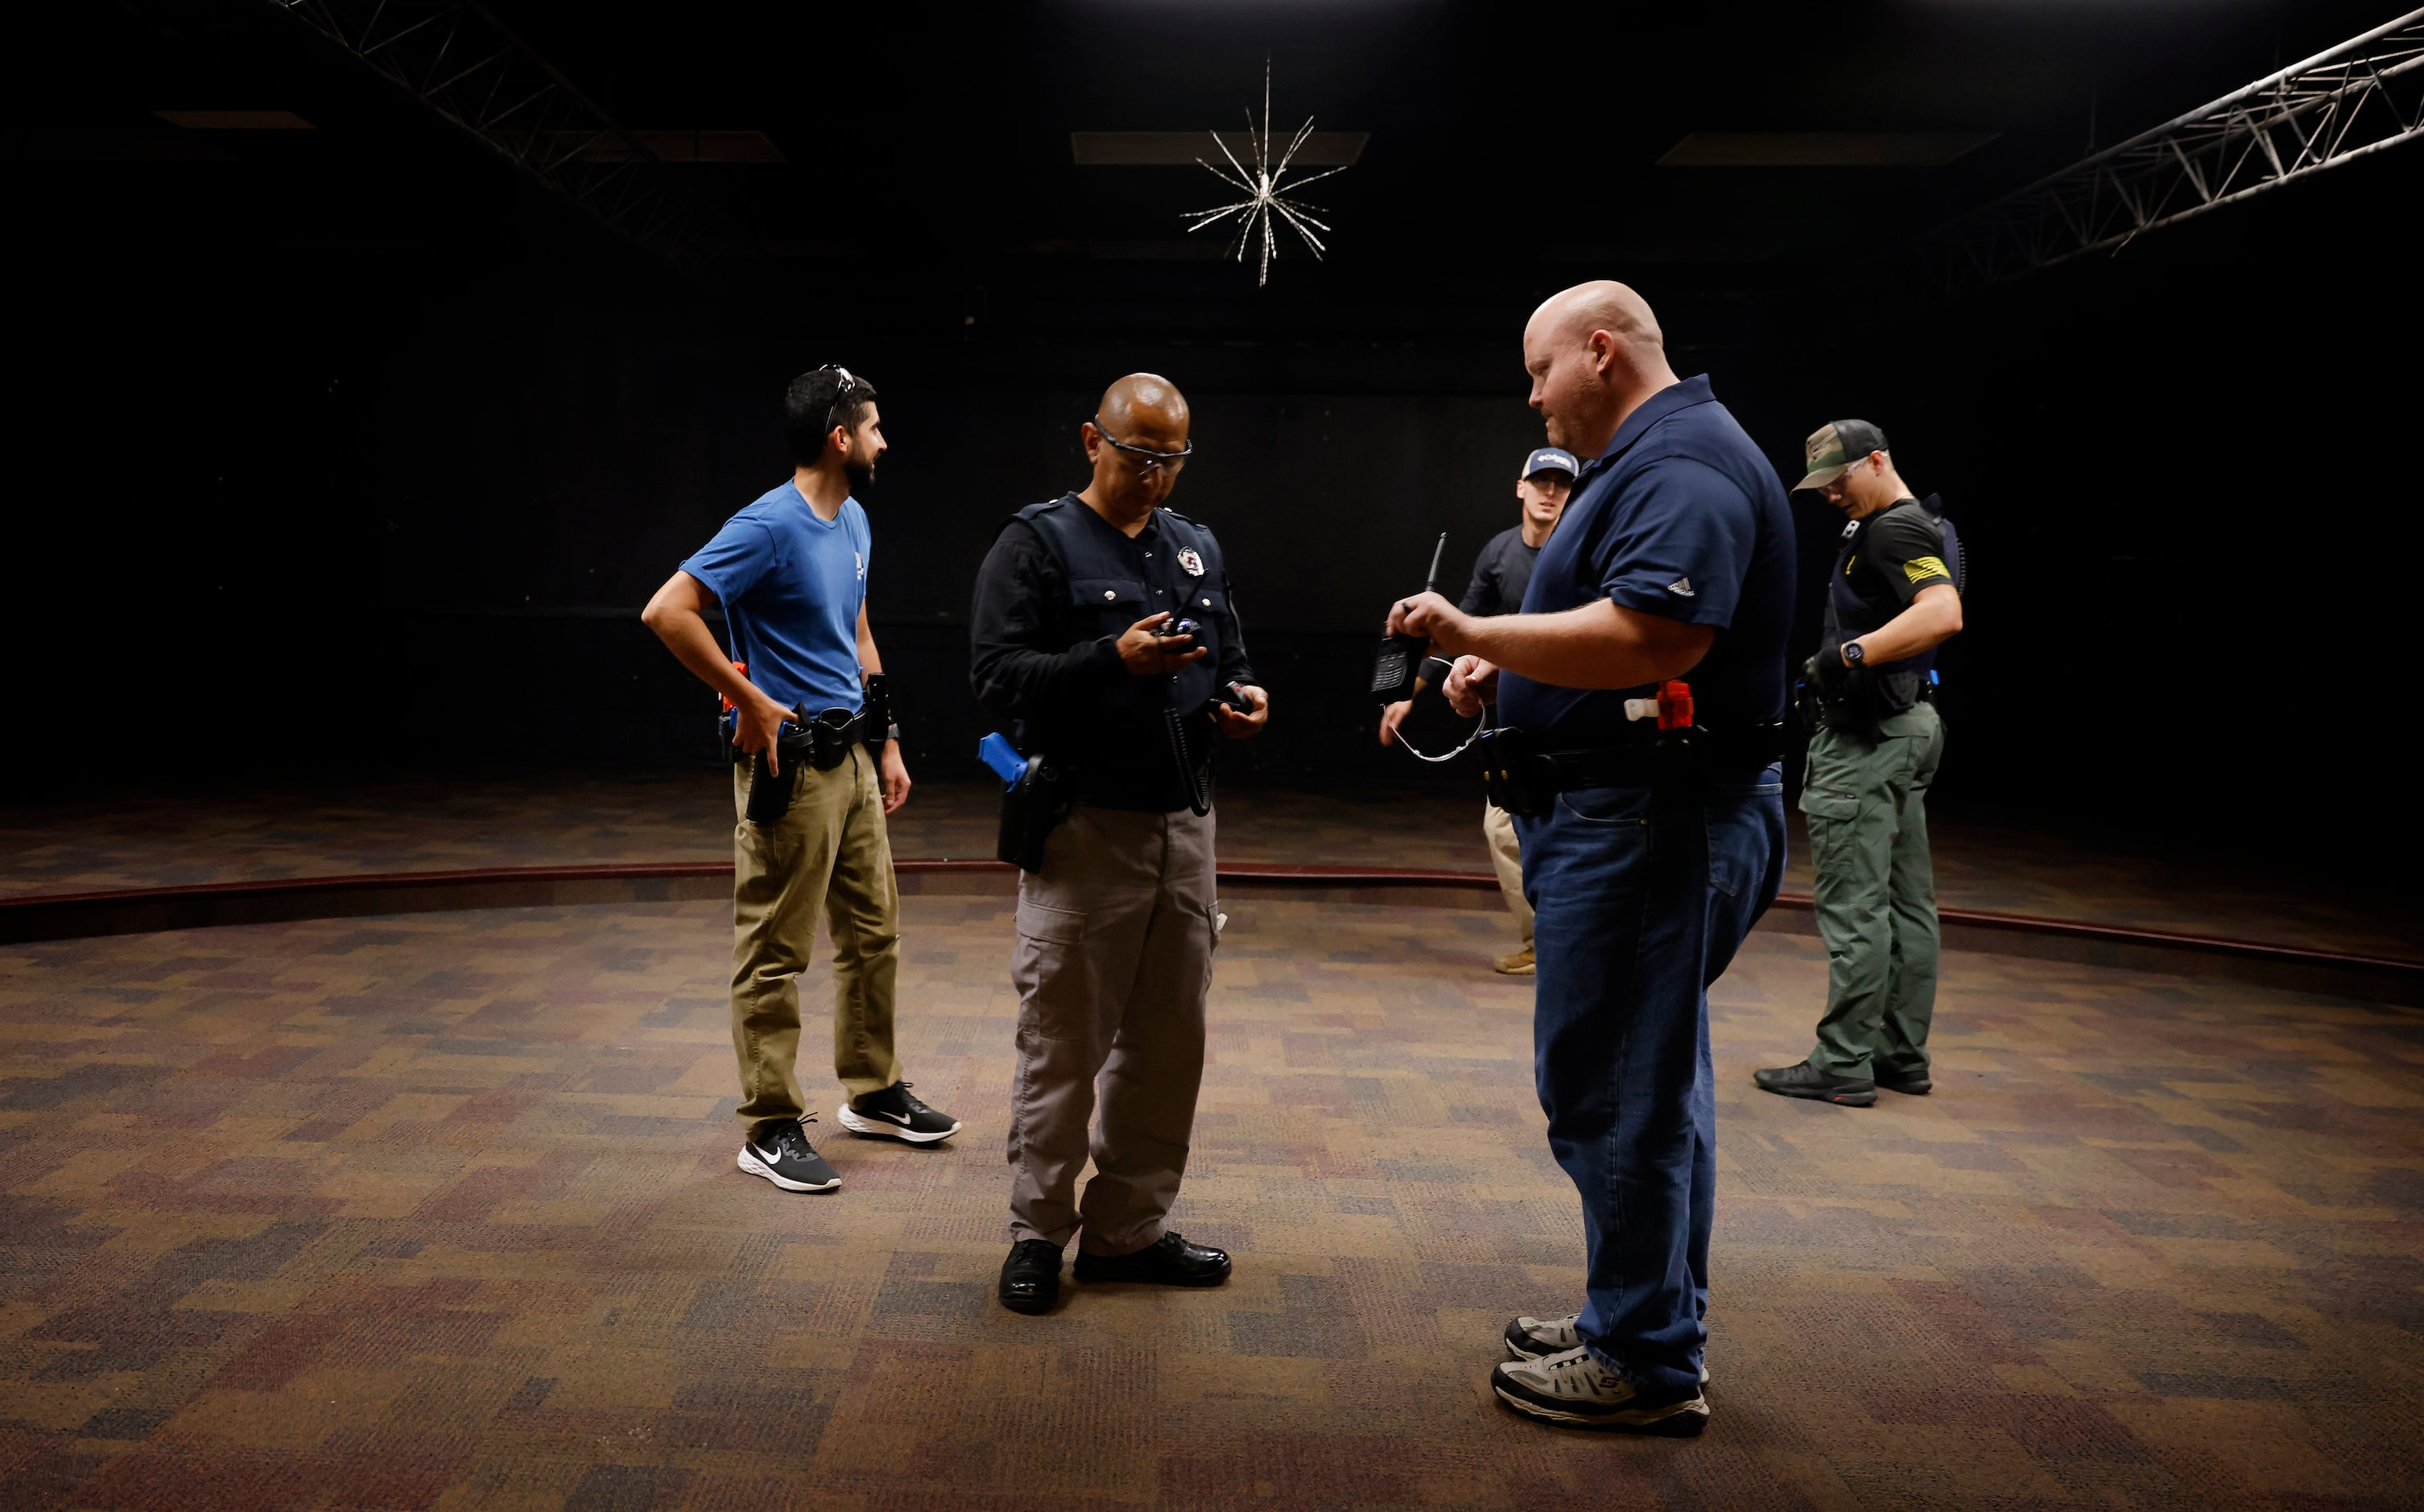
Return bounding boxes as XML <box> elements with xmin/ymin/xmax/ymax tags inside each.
<box><xmin>1756</xmin><ymin>420</ymin><xmax>1965</xmax><ymax>1109</ymax></box>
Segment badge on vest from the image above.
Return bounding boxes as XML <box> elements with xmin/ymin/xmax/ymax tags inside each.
<box><xmin>1177</xmin><ymin>547</ymin><xmax>1205</xmax><ymax>576</ymax></box>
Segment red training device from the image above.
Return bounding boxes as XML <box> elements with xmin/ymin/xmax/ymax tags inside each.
<box><xmin>721</xmin><ymin>661</ymin><xmax>748</xmax><ymax>714</ymax></box>
<box><xmin>1655</xmin><ymin>680</ymin><xmax>1694</xmax><ymax>729</ymax></box>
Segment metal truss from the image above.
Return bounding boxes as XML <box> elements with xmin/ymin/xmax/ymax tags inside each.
<box><xmin>1914</xmin><ymin>6</ymin><xmax>2424</xmax><ymax>295</ymax></box>
<box><xmin>266</xmin><ymin>0</ymin><xmax>699</xmax><ymax>262</ymax></box>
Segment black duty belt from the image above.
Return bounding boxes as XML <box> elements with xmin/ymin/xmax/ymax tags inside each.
<box><xmin>1480</xmin><ymin>723</ymin><xmax>1786</xmax><ymax>818</ymax></box>
<box><xmin>1543</xmin><ymin>725</ymin><xmax>1786</xmax><ymax>791</ymax></box>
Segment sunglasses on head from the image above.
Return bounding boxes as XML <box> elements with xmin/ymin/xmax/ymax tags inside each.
<box><xmin>818</xmin><ymin>364</ymin><xmax>870</xmax><ymax>435</ymax></box>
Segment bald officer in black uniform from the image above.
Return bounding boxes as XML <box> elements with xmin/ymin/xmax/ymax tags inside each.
<box><xmin>970</xmin><ymin>373</ymin><xmax>1270</xmax><ymax>1316</ymax></box>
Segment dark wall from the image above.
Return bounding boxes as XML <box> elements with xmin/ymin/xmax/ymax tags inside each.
<box><xmin>10</xmin><ymin>138</ymin><xmax>2418</xmax><ymax>879</ymax></box>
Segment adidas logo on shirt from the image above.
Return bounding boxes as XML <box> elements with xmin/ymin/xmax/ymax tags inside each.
<box><xmin>1666</xmin><ymin>578</ymin><xmax>1695</xmax><ymax>597</ymax></box>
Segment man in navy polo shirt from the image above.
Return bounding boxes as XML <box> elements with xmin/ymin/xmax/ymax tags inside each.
<box><xmin>1390</xmin><ymin>282</ymin><xmax>1791</xmax><ymax>1435</ymax></box>
<box><xmin>643</xmin><ymin>366</ymin><xmax>960</xmax><ymax>1197</ymax></box>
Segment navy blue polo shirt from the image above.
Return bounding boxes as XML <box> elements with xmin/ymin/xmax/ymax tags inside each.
<box><xmin>1498</xmin><ymin>375</ymin><xmax>1794</xmax><ymax>746</ymax></box>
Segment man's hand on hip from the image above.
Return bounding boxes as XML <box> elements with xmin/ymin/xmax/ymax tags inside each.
<box><xmin>734</xmin><ymin>688</ymin><xmax>793</xmax><ymax>775</ymax></box>
<box><xmin>1117</xmin><ymin>613</ymin><xmax>1212</xmax><ymax>676</ymax></box>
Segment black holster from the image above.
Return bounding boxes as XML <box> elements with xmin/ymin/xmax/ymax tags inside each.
<box><xmin>1477</xmin><ymin>727</ymin><xmax>1560</xmax><ymax>818</ymax></box>
<box><xmin>997</xmin><ymin>754</ymin><xmax>1073</xmax><ymax>873</ymax></box>
<box><xmin>861</xmin><ymin>674</ymin><xmax>890</xmax><ymax>754</ymax></box>
<box><xmin>738</xmin><ymin>704</ymin><xmax>866</xmax><ymax>826</ymax></box>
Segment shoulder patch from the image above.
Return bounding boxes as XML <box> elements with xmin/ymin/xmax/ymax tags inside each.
<box><xmin>1903</xmin><ymin>556</ymin><xmax>1951</xmax><ymax>585</ymax></box>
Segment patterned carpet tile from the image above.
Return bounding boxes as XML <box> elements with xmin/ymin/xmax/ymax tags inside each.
<box><xmin>5</xmin><ymin>775</ymin><xmax>2418</xmax><ymax>964</ymax></box>
<box><xmin>2</xmin><ymin>893</ymin><xmax>2419</xmax><ymax>1508</ymax></box>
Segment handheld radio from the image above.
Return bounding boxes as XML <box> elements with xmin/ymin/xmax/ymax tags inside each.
<box><xmin>1369</xmin><ymin>532</ymin><xmax>1447</xmax><ymax>703</ymax></box>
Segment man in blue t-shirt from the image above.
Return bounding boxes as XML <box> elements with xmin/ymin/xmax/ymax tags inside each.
<box><xmin>642</xmin><ymin>366</ymin><xmax>960</xmax><ymax>1196</ymax></box>
<box><xmin>1390</xmin><ymin>282</ymin><xmax>1792</xmax><ymax>1436</ymax></box>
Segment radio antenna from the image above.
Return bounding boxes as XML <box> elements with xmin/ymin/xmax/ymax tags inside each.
<box><xmin>1423</xmin><ymin>532</ymin><xmax>1447</xmax><ymax>593</ymax></box>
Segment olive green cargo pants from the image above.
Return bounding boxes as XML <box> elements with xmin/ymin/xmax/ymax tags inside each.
<box><xmin>1800</xmin><ymin>700</ymin><xmax>1945</xmax><ymax>1080</ymax></box>
<box><xmin>729</xmin><ymin>744</ymin><xmax>902</xmax><ymax>1135</ymax></box>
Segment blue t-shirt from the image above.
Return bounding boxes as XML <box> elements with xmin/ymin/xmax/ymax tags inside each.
<box><xmin>1499</xmin><ymin>375</ymin><xmax>1793</xmax><ymax>746</ymax></box>
<box><xmin>679</xmin><ymin>480</ymin><xmax>870</xmax><ymax>713</ymax></box>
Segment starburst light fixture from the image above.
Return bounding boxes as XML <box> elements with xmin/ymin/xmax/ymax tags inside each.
<box><xmin>1184</xmin><ymin>64</ymin><xmax>1348</xmax><ymax>287</ymax></box>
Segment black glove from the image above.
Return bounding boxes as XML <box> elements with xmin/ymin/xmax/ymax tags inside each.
<box><xmin>1810</xmin><ymin>647</ymin><xmax>1850</xmax><ymax>696</ymax></box>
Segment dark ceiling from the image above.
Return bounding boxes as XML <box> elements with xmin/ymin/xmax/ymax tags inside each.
<box><xmin>16</xmin><ymin>0</ymin><xmax>2404</xmax><ymax>279</ymax></box>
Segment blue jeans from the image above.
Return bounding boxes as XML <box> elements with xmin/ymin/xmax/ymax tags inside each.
<box><xmin>1518</xmin><ymin>766</ymin><xmax>1785</xmax><ymax>1394</ymax></box>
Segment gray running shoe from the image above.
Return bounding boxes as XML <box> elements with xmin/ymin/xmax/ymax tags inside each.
<box><xmin>1504</xmin><ymin>1313</ymin><xmax>1708</xmax><ymax>1383</ymax></box>
<box><xmin>1491</xmin><ymin>1346</ymin><xmax>1709</xmax><ymax>1436</ymax></box>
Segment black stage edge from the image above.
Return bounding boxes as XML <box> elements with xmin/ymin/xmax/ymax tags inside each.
<box><xmin>7</xmin><ymin>862</ymin><xmax>2419</xmax><ymax>1007</ymax></box>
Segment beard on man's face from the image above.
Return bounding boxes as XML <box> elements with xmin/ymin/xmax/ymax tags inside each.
<box><xmin>845</xmin><ymin>456</ymin><xmax>877</xmax><ymax>496</ymax></box>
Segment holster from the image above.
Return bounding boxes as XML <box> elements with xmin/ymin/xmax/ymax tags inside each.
<box><xmin>997</xmin><ymin>754</ymin><xmax>1073</xmax><ymax>873</ymax></box>
<box><xmin>737</xmin><ymin>704</ymin><xmax>865</xmax><ymax>826</ymax></box>
<box><xmin>1476</xmin><ymin>727</ymin><xmax>1560</xmax><ymax>818</ymax></box>
<box><xmin>861</xmin><ymin>675</ymin><xmax>890</xmax><ymax>754</ymax></box>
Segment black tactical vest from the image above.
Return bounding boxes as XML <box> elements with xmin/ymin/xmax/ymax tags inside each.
<box><xmin>1013</xmin><ymin>495</ymin><xmax>1233</xmax><ymax>724</ymax></box>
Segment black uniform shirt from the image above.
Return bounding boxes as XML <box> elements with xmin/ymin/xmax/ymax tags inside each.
<box><xmin>1824</xmin><ymin>498</ymin><xmax>1955</xmax><ymax>651</ymax></box>
<box><xmin>1459</xmin><ymin>526</ymin><xmax>1541</xmax><ymax>617</ymax></box>
<box><xmin>970</xmin><ymin>498</ymin><xmax>1256</xmax><ymax>811</ymax></box>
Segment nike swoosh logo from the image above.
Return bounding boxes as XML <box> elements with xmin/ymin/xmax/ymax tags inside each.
<box><xmin>873</xmin><ymin>1109</ymin><xmax>913</xmax><ymax>1126</ymax></box>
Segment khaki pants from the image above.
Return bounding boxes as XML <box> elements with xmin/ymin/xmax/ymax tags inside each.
<box><xmin>1006</xmin><ymin>804</ymin><xmax>1218</xmax><ymax>1254</ymax></box>
<box><xmin>1482</xmin><ymin>801</ymin><xmax>1534</xmax><ymax>948</ymax></box>
<box><xmin>729</xmin><ymin>744</ymin><xmax>902</xmax><ymax>1133</ymax></box>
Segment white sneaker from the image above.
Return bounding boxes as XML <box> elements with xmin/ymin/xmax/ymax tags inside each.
<box><xmin>1503</xmin><ymin>1313</ymin><xmax>1709</xmax><ymax>1384</ymax></box>
<box><xmin>1491</xmin><ymin>1345</ymin><xmax>1709</xmax><ymax>1435</ymax></box>
<box><xmin>1503</xmin><ymin>1312</ymin><xmax>1582</xmax><ymax>1360</ymax></box>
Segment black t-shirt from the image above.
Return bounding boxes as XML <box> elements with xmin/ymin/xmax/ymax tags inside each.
<box><xmin>1460</xmin><ymin>527</ymin><xmax>1539</xmax><ymax>617</ymax></box>
<box><xmin>1824</xmin><ymin>499</ymin><xmax>1955</xmax><ymax>651</ymax></box>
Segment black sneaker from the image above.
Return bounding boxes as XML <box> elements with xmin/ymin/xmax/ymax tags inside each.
<box><xmin>1072</xmin><ymin>1231</ymin><xmax>1232</xmax><ymax>1287</ymax></box>
<box><xmin>836</xmin><ymin>1081</ymin><xmax>961</xmax><ymax>1144</ymax></box>
<box><xmin>737</xmin><ymin>1117</ymin><xmax>840</xmax><ymax>1192</ymax></box>
<box><xmin>1753</xmin><ymin>1060</ymin><xmax>1877</xmax><ymax>1107</ymax></box>
<box><xmin>999</xmin><ymin>1239</ymin><xmax>1064</xmax><ymax>1315</ymax></box>
<box><xmin>1492</xmin><ymin>1346</ymin><xmax>1709</xmax><ymax>1436</ymax></box>
<box><xmin>1875</xmin><ymin>1066</ymin><xmax>1933</xmax><ymax>1095</ymax></box>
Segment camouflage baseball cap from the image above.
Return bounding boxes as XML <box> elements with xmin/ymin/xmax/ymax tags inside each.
<box><xmin>1794</xmin><ymin>419</ymin><xmax>1891</xmax><ymax>492</ymax></box>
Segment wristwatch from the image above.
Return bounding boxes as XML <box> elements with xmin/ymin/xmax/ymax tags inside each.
<box><xmin>1841</xmin><ymin>640</ymin><xmax>1866</xmax><ymax>667</ymax></box>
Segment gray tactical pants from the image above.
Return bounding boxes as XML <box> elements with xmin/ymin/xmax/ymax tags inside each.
<box><xmin>1006</xmin><ymin>803</ymin><xmax>1219</xmax><ymax>1255</ymax></box>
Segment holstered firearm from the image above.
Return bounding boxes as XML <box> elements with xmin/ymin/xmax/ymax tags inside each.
<box><xmin>997</xmin><ymin>754</ymin><xmax>1073</xmax><ymax>873</ymax></box>
<box><xmin>741</xmin><ymin>704</ymin><xmax>869</xmax><ymax>827</ymax></box>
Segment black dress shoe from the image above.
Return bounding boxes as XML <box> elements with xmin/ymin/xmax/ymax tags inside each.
<box><xmin>1072</xmin><ymin>1231</ymin><xmax>1232</xmax><ymax>1287</ymax></box>
<box><xmin>1874</xmin><ymin>1066</ymin><xmax>1933</xmax><ymax>1095</ymax></box>
<box><xmin>999</xmin><ymin>1239</ymin><xmax>1064</xmax><ymax>1314</ymax></box>
<box><xmin>1752</xmin><ymin>1060</ymin><xmax>1877</xmax><ymax>1107</ymax></box>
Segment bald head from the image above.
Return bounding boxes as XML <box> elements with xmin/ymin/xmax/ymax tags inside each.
<box><xmin>1531</xmin><ymin>280</ymin><xmax>1663</xmax><ymax>353</ymax></box>
<box><xmin>1097</xmin><ymin>372</ymin><xmax>1190</xmax><ymax>438</ymax></box>
<box><xmin>1521</xmin><ymin>280</ymin><xmax>1681</xmax><ymax>456</ymax></box>
<box><xmin>1081</xmin><ymin>371</ymin><xmax>1193</xmax><ymax>527</ymax></box>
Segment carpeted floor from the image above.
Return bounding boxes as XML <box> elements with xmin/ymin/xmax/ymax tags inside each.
<box><xmin>3</xmin><ymin>890</ymin><xmax>2420</xmax><ymax>1510</ymax></box>
<box><xmin>3</xmin><ymin>771</ymin><xmax>2418</xmax><ymax>963</ymax></box>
